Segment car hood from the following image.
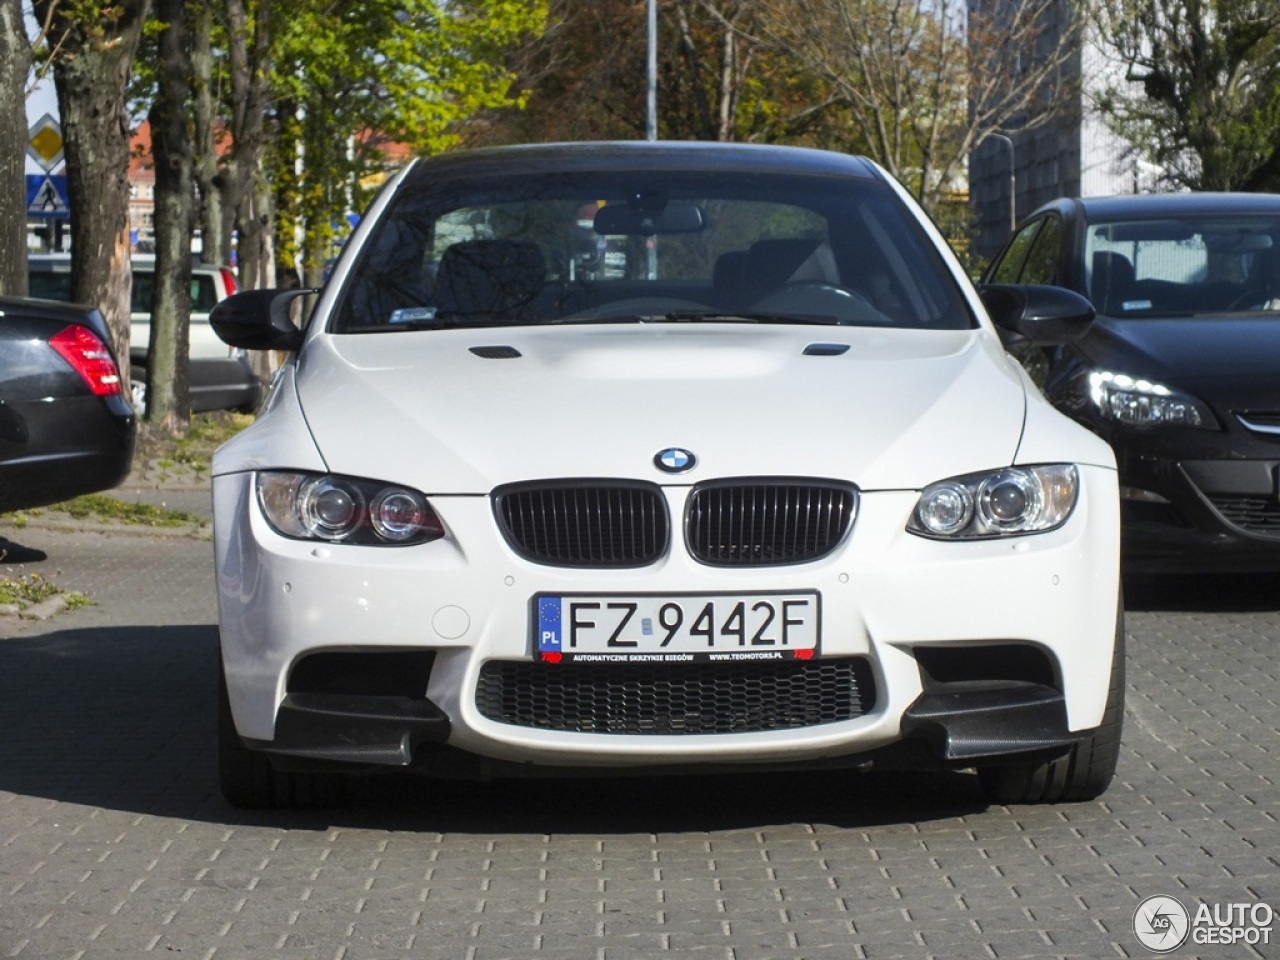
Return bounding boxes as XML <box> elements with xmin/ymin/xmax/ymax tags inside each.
<box><xmin>294</xmin><ymin>324</ymin><xmax>1028</xmax><ymax>493</ymax></box>
<box><xmin>1087</xmin><ymin>314</ymin><xmax>1280</xmax><ymax>391</ymax></box>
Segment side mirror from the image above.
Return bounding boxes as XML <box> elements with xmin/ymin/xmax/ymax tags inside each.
<box><xmin>979</xmin><ymin>284</ymin><xmax>1095</xmax><ymax>345</ymax></box>
<box><xmin>209</xmin><ymin>288</ymin><xmax>317</xmax><ymax>352</ymax></box>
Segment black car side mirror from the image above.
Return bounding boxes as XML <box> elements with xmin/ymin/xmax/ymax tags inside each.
<box><xmin>979</xmin><ymin>284</ymin><xmax>1095</xmax><ymax>346</ymax></box>
<box><xmin>209</xmin><ymin>288</ymin><xmax>317</xmax><ymax>352</ymax></box>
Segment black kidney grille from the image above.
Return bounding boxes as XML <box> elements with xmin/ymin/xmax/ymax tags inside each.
<box><xmin>1206</xmin><ymin>494</ymin><xmax>1280</xmax><ymax>537</ymax></box>
<box><xmin>495</xmin><ymin>482</ymin><xmax>668</xmax><ymax>567</ymax></box>
<box><xmin>687</xmin><ymin>481</ymin><xmax>857</xmax><ymax>565</ymax></box>
<box><xmin>476</xmin><ymin>658</ymin><xmax>875</xmax><ymax>734</ymax></box>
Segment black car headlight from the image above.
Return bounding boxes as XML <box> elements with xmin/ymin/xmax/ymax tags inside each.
<box><xmin>1088</xmin><ymin>370</ymin><xmax>1217</xmax><ymax>429</ymax></box>
<box><xmin>257</xmin><ymin>471</ymin><xmax>444</xmax><ymax>545</ymax></box>
<box><xmin>909</xmin><ymin>465</ymin><xmax>1078</xmax><ymax>540</ymax></box>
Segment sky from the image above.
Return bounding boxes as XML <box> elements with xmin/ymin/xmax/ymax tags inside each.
<box><xmin>25</xmin><ymin>80</ymin><xmax>61</xmax><ymax>177</ymax></box>
<box><xmin>24</xmin><ymin>5</ymin><xmax>59</xmax><ymax>176</ymax></box>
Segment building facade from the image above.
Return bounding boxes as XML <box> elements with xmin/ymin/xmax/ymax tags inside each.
<box><xmin>968</xmin><ymin>12</ymin><xmax>1145</xmax><ymax>263</ymax></box>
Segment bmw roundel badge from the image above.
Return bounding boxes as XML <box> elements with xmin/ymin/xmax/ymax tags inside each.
<box><xmin>655</xmin><ymin>447</ymin><xmax>696</xmax><ymax>474</ymax></box>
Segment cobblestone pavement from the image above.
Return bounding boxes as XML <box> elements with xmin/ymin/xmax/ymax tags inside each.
<box><xmin>0</xmin><ymin>471</ymin><xmax>1275</xmax><ymax>959</ymax></box>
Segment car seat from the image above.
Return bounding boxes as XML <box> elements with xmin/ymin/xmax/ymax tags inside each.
<box><xmin>1090</xmin><ymin>251</ymin><xmax>1137</xmax><ymax>315</ymax></box>
<box><xmin>434</xmin><ymin>239</ymin><xmax>547</xmax><ymax>322</ymax></box>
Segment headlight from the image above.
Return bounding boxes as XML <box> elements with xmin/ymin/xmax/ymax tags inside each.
<box><xmin>256</xmin><ymin>471</ymin><xmax>445</xmax><ymax>545</ymax></box>
<box><xmin>1088</xmin><ymin>370</ymin><xmax>1216</xmax><ymax>428</ymax></box>
<box><xmin>909</xmin><ymin>465</ymin><xmax>1078</xmax><ymax>540</ymax></box>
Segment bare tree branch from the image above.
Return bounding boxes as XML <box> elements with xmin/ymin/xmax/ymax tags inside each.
<box><xmin>753</xmin><ymin>0</ymin><xmax>1081</xmax><ymax>212</ymax></box>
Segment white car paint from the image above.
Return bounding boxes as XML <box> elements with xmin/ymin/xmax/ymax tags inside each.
<box><xmin>210</xmin><ymin>142</ymin><xmax>1121</xmax><ymax>806</ymax></box>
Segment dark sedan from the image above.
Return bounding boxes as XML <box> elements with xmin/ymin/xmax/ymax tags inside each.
<box><xmin>983</xmin><ymin>192</ymin><xmax>1280</xmax><ymax>572</ymax></box>
<box><xmin>0</xmin><ymin>297</ymin><xmax>136</xmax><ymax>512</ymax></box>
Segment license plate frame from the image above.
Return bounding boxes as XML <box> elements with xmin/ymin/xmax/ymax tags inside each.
<box><xmin>533</xmin><ymin>591</ymin><xmax>820</xmax><ymax>663</ymax></box>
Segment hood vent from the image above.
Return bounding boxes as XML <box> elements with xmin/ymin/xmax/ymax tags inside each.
<box><xmin>470</xmin><ymin>345</ymin><xmax>522</xmax><ymax>359</ymax></box>
<box><xmin>803</xmin><ymin>342</ymin><xmax>850</xmax><ymax>356</ymax></box>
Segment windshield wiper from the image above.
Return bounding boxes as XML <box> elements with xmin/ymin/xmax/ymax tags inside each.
<box><xmin>549</xmin><ymin>311</ymin><xmax>844</xmax><ymax>326</ymax></box>
<box><xmin>658</xmin><ymin>311</ymin><xmax>843</xmax><ymax>326</ymax></box>
<box><xmin>549</xmin><ymin>314</ymin><xmax>646</xmax><ymax>325</ymax></box>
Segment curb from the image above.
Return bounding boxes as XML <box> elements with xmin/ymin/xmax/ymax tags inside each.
<box><xmin>0</xmin><ymin>591</ymin><xmax>86</xmax><ymax>628</ymax></box>
<box><xmin>0</xmin><ymin>517</ymin><xmax>211</xmax><ymax>540</ymax></box>
<box><xmin>19</xmin><ymin>592</ymin><xmax>77</xmax><ymax>620</ymax></box>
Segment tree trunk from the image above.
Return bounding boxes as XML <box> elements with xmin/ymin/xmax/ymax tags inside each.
<box><xmin>0</xmin><ymin>0</ymin><xmax>31</xmax><ymax>296</ymax></box>
<box><xmin>224</xmin><ymin>0</ymin><xmax>275</xmax><ymax>285</ymax></box>
<box><xmin>147</xmin><ymin>0</ymin><xmax>194</xmax><ymax>431</ymax></box>
<box><xmin>36</xmin><ymin>0</ymin><xmax>151</xmax><ymax>373</ymax></box>
<box><xmin>191</xmin><ymin>0</ymin><xmax>226</xmax><ymax>265</ymax></box>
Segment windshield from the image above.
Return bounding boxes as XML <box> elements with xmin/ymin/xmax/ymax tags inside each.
<box><xmin>332</xmin><ymin>170</ymin><xmax>971</xmax><ymax>332</ymax></box>
<box><xmin>1086</xmin><ymin>215</ymin><xmax>1280</xmax><ymax>316</ymax></box>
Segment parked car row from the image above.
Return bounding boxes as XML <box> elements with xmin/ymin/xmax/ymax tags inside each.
<box><xmin>27</xmin><ymin>253</ymin><xmax>261</xmax><ymax>414</ymax></box>
<box><xmin>983</xmin><ymin>192</ymin><xmax>1280</xmax><ymax>573</ymax></box>
<box><xmin>7</xmin><ymin>146</ymin><xmax>1274</xmax><ymax>819</ymax></box>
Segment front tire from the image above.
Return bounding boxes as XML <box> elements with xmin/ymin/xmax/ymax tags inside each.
<box><xmin>978</xmin><ymin>599</ymin><xmax>1125</xmax><ymax>804</ymax></box>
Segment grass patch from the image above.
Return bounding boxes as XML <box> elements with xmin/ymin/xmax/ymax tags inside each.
<box><xmin>3</xmin><ymin>493</ymin><xmax>204</xmax><ymax>529</ymax></box>
<box><xmin>136</xmin><ymin>410</ymin><xmax>255</xmax><ymax>475</ymax></box>
<box><xmin>172</xmin><ymin>411</ymin><xmax>255</xmax><ymax>467</ymax></box>
<box><xmin>0</xmin><ymin>572</ymin><xmax>88</xmax><ymax>611</ymax></box>
<box><xmin>51</xmin><ymin>494</ymin><xmax>203</xmax><ymax>527</ymax></box>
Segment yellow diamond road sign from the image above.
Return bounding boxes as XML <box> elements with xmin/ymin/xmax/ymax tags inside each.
<box><xmin>28</xmin><ymin>114</ymin><xmax>64</xmax><ymax>172</ymax></box>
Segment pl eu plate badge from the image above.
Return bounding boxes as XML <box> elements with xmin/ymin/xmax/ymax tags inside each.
<box><xmin>538</xmin><ymin>597</ymin><xmax>563</xmax><ymax>662</ymax></box>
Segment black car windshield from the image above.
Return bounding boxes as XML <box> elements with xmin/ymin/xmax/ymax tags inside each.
<box><xmin>332</xmin><ymin>170</ymin><xmax>971</xmax><ymax>332</ymax></box>
<box><xmin>1087</xmin><ymin>215</ymin><xmax>1280</xmax><ymax>316</ymax></box>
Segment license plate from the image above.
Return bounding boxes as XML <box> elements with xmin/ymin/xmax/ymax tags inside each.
<box><xmin>534</xmin><ymin>592</ymin><xmax>820</xmax><ymax>663</ymax></box>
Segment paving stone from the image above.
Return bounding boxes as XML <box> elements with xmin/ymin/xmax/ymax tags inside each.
<box><xmin>1</xmin><ymin>496</ymin><xmax>1279</xmax><ymax>958</ymax></box>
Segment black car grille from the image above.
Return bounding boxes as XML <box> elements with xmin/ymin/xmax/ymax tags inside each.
<box><xmin>1235</xmin><ymin>412</ymin><xmax>1280</xmax><ymax>435</ymax></box>
<box><xmin>494</xmin><ymin>482</ymin><xmax>668</xmax><ymax>567</ymax></box>
<box><xmin>686</xmin><ymin>480</ymin><xmax>857</xmax><ymax>566</ymax></box>
<box><xmin>475</xmin><ymin>658</ymin><xmax>875</xmax><ymax>735</ymax></box>
<box><xmin>1205</xmin><ymin>494</ymin><xmax>1280</xmax><ymax>537</ymax></box>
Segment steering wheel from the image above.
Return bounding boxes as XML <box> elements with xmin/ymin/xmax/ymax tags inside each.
<box><xmin>748</xmin><ymin>280</ymin><xmax>888</xmax><ymax>326</ymax></box>
<box><xmin>775</xmin><ymin>280</ymin><xmax>873</xmax><ymax>306</ymax></box>
<box><xmin>1230</xmin><ymin>288</ymin><xmax>1270</xmax><ymax>310</ymax></box>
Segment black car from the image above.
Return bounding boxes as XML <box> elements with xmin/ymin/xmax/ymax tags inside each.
<box><xmin>983</xmin><ymin>192</ymin><xmax>1280</xmax><ymax>572</ymax></box>
<box><xmin>0</xmin><ymin>297</ymin><xmax>136</xmax><ymax>512</ymax></box>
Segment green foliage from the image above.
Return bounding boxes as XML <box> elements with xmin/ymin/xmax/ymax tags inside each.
<box><xmin>269</xmin><ymin>0</ymin><xmax>548</xmax><ymax>277</ymax></box>
<box><xmin>47</xmin><ymin>1</ymin><xmax>132</xmax><ymax>48</ymax></box>
<box><xmin>1092</xmin><ymin>0</ymin><xmax>1280</xmax><ymax>191</ymax></box>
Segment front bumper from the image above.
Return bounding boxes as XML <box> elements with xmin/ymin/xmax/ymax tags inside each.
<box><xmin>213</xmin><ymin>466</ymin><xmax>1119</xmax><ymax>777</ymax></box>
<box><xmin>255</xmin><ymin>679</ymin><xmax>1080</xmax><ymax>776</ymax></box>
<box><xmin>1115</xmin><ymin>452</ymin><xmax>1280</xmax><ymax>572</ymax></box>
<box><xmin>0</xmin><ymin>394</ymin><xmax>135</xmax><ymax>513</ymax></box>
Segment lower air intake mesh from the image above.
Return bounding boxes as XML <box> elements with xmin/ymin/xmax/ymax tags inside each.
<box><xmin>475</xmin><ymin>657</ymin><xmax>875</xmax><ymax>734</ymax></box>
<box><xmin>1207</xmin><ymin>494</ymin><xmax>1280</xmax><ymax>537</ymax></box>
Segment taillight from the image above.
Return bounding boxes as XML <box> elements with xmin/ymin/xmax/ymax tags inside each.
<box><xmin>48</xmin><ymin>325</ymin><xmax>122</xmax><ymax>396</ymax></box>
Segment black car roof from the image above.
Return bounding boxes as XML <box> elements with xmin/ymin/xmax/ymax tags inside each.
<box><xmin>399</xmin><ymin>141</ymin><xmax>884</xmax><ymax>185</ymax></box>
<box><xmin>1035</xmin><ymin>192</ymin><xmax>1280</xmax><ymax>222</ymax></box>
